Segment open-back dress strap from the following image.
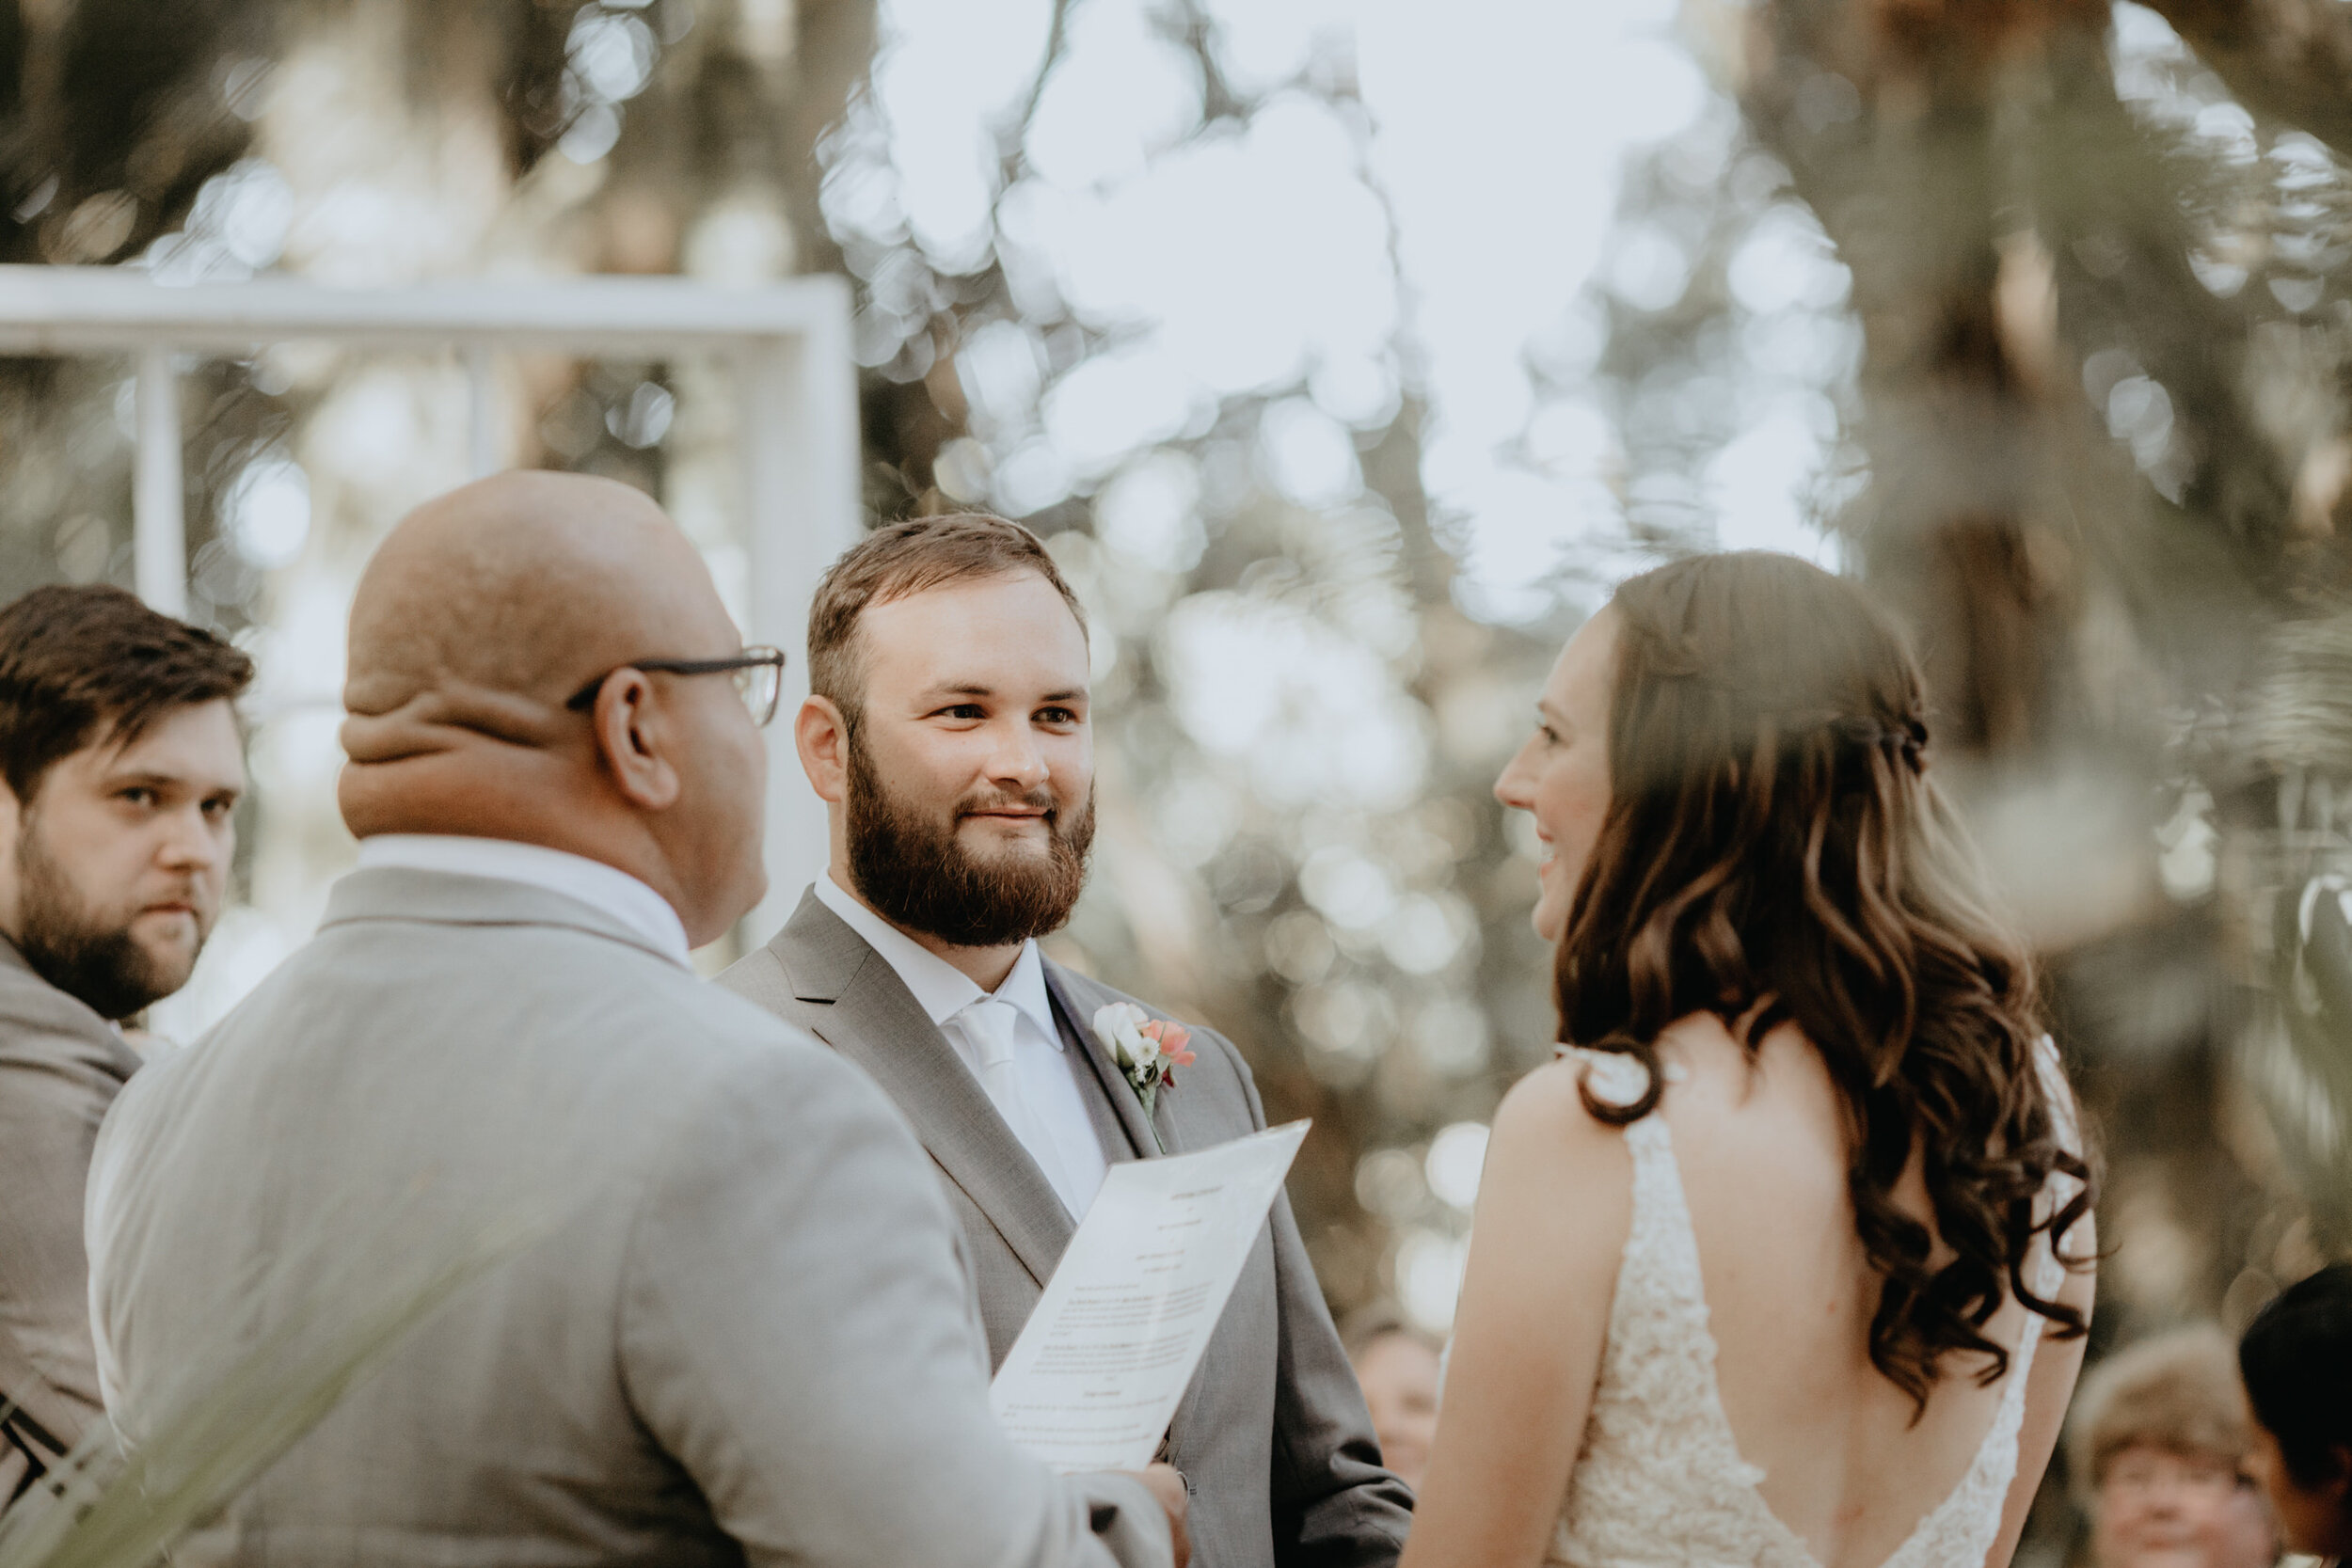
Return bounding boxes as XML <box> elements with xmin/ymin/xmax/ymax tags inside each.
<box><xmin>1542</xmin><ymin>1043</ymin><xmax>2079</xmax><ymax>1568</ymax></box>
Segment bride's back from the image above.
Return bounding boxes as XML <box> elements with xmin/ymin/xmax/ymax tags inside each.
<box><xmin>1645</xmin><ymin>1010</ymin><xmax>2077</xmax><ymax>1568</ymax></box>
<box><xmin>1410</xmin><ymin>552</ymin><xmax>2099</xmax><ymax>1568</ymax></box>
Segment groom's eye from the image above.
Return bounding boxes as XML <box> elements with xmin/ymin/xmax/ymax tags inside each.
<box><xmin>1037</xmin><ymin>706</ymin><xmax>1080</xmax><ymax>726</ymax></box>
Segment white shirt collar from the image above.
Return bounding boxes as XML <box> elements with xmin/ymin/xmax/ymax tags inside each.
<box><xmin>356</xmin><ymin>834</ymin><xmax>692</xmax><ymax>969</ymax></box>
<box><xmin>812</xmin><ymin>873</ymin><xmax>1060</xmax><ymax>1047</ymax></box>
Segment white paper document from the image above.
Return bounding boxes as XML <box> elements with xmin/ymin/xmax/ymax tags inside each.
<box><xmin>991</xmin><ymin>1119</ymin><xmax>1311</xmax><ymax>1473</ymax></box>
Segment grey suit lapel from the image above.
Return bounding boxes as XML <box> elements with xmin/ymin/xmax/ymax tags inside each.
<box><xmin>768</xmin><ymin>894</ymin><xmax>1075</xmax><ymax>1288</ymax></box>
<box><xmin>1042</xmin><ymin>961</ymin><xmax>1179</xmax><ymax>1157</ymax></box>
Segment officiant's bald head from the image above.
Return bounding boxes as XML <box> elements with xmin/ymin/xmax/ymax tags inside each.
<box><xmin>339</xmin><ymin>470</ymin><xmax>769</xmax><ymax>943</ymax></box>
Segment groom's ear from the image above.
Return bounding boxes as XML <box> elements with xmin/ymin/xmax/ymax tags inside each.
<box><xmin>795</xmin><ymin>694</ymin><xmax>850</xmax><ymax>806</ymax></box>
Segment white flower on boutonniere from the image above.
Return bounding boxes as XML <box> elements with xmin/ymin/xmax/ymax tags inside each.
<box><xmin>1092</xmin><ymin>1002</ymin><xmax>1197</xmax><ymax>1148</ymax></box>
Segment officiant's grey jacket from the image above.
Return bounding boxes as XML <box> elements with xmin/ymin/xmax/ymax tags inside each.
<box><xmin>719</xmin><ymin>890</ymin><xmax>1414</xmax><ymax>1568</ymax></box>
<box><xmin>87</xmin><ymin>868</ymin><xmax>1171</xmax><ymax>1568</ymax></box>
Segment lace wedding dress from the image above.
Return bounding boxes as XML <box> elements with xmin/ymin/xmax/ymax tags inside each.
<box><xmin>1544</xmin><ymin>1045</ymin><xmax>2079</xmax><ymax>1568</ymax></box>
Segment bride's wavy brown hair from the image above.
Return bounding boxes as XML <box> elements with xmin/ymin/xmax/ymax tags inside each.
<box><xmin>1555</xmin><ymin>552</ymin><xmax>2094</xmax><ymax>1407</ymax></box>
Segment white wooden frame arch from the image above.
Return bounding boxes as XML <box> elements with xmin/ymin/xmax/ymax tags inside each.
<box><xmin>0</xmin><ymin>264</ymin><xmax>859</xmax><ymax>942</ymax></box>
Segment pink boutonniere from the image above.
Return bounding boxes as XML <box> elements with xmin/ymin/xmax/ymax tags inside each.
<box><xmin>1092</xmin><ymin>1002</ymin><xmax>1196</xmax><ymax>1143</ymax></box>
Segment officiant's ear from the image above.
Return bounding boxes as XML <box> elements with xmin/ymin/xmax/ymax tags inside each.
<box><xmin>589</xmin><ymin>668</ymin><xmax>685</xmax><ymax>811</ymax></box>
<box><xmin>796</xmin><ymin>693</ymin><xmax>850</xmax><ymax>806</ymax></box>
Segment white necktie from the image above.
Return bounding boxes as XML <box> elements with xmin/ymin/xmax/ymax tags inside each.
<box><xmin>962</xmin><ymin>999</ymin><xmax>1052</xmax><ymax>1167</ymax></box>
<box><xmin>961</xmin><ymin>997</ymin><xmax>1103</xmax><ymax>1222</ymax></box>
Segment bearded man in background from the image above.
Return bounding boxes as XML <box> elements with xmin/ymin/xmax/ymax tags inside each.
<box><xmin>0</xmin><ymin>584</ymin><xmax>249</xmax><ymax>1498</ymax></box>
<box><xmin>720</xmin><ymin>514</ymin><xmax>1413</xmax><ymax>1568</ymax></box>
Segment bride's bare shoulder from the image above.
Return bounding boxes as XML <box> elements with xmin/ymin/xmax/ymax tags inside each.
<box><xmin>1488</xmin><ymin>1053</ymin><xmax>1638</xmax><ymax>1167</ymax></box>
<box><xmin>1469</xmin><ymin>1056</ymin><xmax>1638</xmax><ymax>1264</ymax></box>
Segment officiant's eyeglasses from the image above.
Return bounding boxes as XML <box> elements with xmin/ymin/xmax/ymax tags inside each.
<box><xmin>564</xmin><ymin>646</ymin><xmax>787</xmax><ymax>727</ymax></box>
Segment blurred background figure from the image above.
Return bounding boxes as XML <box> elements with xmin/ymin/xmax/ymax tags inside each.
<box><xmin>0</xmin><ymin>583</ymin><xmax>247</xmax><ymax>1503</ymax></box>
<box><xmin>2239</xmin><ymin>1265</ymin><xmax>2352</xmax><ymax>1563</ymax></box>
<box><xmin>2071</xmin><ymin>1327</ymin><xmax>2278</xmax><ymax>1568</ymax></box>
<box><xmin>1342</xmin><ymin>1307</ymin><xmax>1442</xmax><ymax>1491</ymax></box>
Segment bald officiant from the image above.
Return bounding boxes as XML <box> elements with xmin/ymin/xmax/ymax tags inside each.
<box><xmin>86</xmin><ymin>471</ymin><xmax>1184</xmax><ymax>1568</ymax></box>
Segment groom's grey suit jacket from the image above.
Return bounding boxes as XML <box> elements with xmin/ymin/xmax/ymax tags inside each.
<box><xmin>718</xmin><ymin>891</ymin><xmax>1414</xmax><ymax>1568</ymax></box>
<box><xmin>87</xmin><ymin>868</ymin><xmax>1170</xmax><ymax>1568</ymax></box>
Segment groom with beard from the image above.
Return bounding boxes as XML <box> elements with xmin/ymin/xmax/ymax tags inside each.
<box><xmin>720</xmin><ymin>515</ymin><xmax>1412</xmax><ymax>1568</ymax></box>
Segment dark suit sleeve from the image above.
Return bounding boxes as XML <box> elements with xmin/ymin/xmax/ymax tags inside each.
<box><xmin>1214</xmin><ymin>1036</ymin><xmax>1415</xmax><ymax>1568</ymax></box>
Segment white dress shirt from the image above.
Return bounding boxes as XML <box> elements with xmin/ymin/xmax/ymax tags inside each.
<box><xmin>813</xmin><ymin>874</ymin><xmax>1109</xmax><ymax>1220</ymax></box>
<box><xmin>356</xmin><ymin>835</ymin><xmax>692</xmax><ymax>970</ymax></box>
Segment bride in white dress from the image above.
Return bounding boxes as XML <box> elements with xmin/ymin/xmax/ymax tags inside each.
<box><xmin>1401</xmin><ymin>553</ymin><xmax>2098</xmax><ymax>1568</ymax></box>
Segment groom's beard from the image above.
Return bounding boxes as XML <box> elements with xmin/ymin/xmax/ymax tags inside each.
<box><xmin>843</xmin><ymin>728</ymin><xmax>1095</xmax><ymax>949</ymax></box>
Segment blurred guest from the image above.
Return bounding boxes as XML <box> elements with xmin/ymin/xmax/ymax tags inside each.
<box><xmin>2241</xmin><ymin>1265</ymin><xmax>2352</xmax><ymax>1561</ymax></box>
<box><xmin>2071</xmin><ymin>1326</ymin><xmax>2279</xmax><ymax>1568</ymax></box>
<box><xmin>87</xmin><ymin>473</ymin><xmax>1183</xmax><ymax>1568</ymax></box>
<box><xmin>0</xmin><ymin>585</ymin><xmax>247</xmax><ymax>1500</ymax></box>
<box><xmin>1343</xmin><ymin>1308</ymin><xmax>1442</xmax><ymax>1490</ymax></box>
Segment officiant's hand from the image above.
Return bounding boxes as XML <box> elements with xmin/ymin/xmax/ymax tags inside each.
<box><xmin>1127</xmin><ymin>1463</ymin><xmax>1190</xmax><ymax>1568</ymax></box>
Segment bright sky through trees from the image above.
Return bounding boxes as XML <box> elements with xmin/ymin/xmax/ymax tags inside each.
<box><xmin>852</xmin><ymin>0</ymin><xmax>1842</xmax><ymax>630</ymax></box>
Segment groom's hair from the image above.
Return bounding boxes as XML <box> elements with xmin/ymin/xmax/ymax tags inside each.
<box><xmin>807</xmin><ymin>514</ymin><xmax>1087</xmax><ymax>727</ymax></box>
